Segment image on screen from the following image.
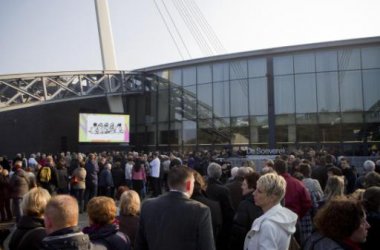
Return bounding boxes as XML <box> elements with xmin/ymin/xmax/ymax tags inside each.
<box><xmin>79</xmin><ymin>113</ymin><xmax>130</xmax><ymax>143</ymax></box>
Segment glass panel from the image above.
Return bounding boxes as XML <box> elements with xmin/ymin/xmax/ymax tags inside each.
<box><xmin>183</xmin><ymin>120</ymin><xmax>197</xmax><ymax>144</ymax></box>
<box><xmin>248</xmin><ymin>58</ymin><xmax>267</xmax><ymax>77</ymax></box>
<box><xmin>197</xmin><ymin>64</ymin><xmax>212</xmax><ymax>84</ymax></box>
<box><xmin>168</xmin><ymin>122</ymin><xmax>181</xmax><ymax>145</ymax></box>
<box><xmin>341</xmin><ymin>113</ymin><xmax>364</xmax><ymax>142</ymax></box>
<box><xmin>338</xmin><ymin>48</ymin><xmax>361</xmax><ymax>70</ymax></box>
<box><xmin>362</xmin><ymin>46</ymin><xmax>380</xmax><ymax>68</ymax></box>
<box><xmin>318</xmin><ymin>113</ymin><xmax>341</xmax><ymax>142</ymax></box>
<box><xmin>127</xmin><ymin>98</ymin><xmax>137</xmax><ymax>125</ymax></box>
<box><xmin>146</xmin><ymin>91</ymin><xmax>157</xmax><ymax>124</ymax></box>
<box><xmin>198</xmin><ymin>119</ymin><xmax>214</xmax><ymax>144</ymax></box>
<box><xmin>363</xmin><ymin>69</ymin><xmax>380</xmax><ymax>111</ymax></box>
<box><xmin>136</xmin><ymin>96</ymin><xmax>146</xmax><ymax>124</ymax></box>
<box><xmin>197</xmin><ymin>84</ymin><xmax>212</xmax><ymax>119</ymax></box>
<box><xmin>317</xmin><ymin>72</ymin><xmax>339</xmax><ymax>112</ymax></box>
<box><xmin>296</xmin><ymin>114</ymin><xmax>318</xmax><ymax>142</ymax></box>
<box><xmin>250</xmin><ymin>116</ymin><xmax>269</xmax><ymax>144</ymax></box>
<box><xmin>249</xmin><ymin>78</ymin><xmax>268</xmax><ymax>116</ymax></box>
<box><xmin>147</xmin><ymin>124</ymin><xmax>156</xmax><ymax>145</ymax></box>
<box><xmin>154</xmin><ymin>70</ymin><xmax>169</xmax><ymax>80</ymax></box>
<box><xmin>339</xmin><ymin>71</ymin><xmax>363</xmax><ymax>112</ymax></box>
<box><xmin>230</xmin><ymin>60</ymin><xmax>248</xmax><ymax>79</ymax></box>
<box><xmin>213</xmin><ymin>81</ymin><xmax>230</xmax><ymax>117</ymax></box>
<box><xmin>231</xmin><ymin>117</ymin><xmax>249</xmax><ymax>144</ymax></box>
<box><xmin>365</xmin><ymin>112</ymin><xmax>380</xmax><ymax>142</ymax></box>
<box><xmin>170</xmin><ymin>87</ymin><xmax>182</xmax><ymax>120</ymax></box>
<box><xmin>158</xmin><ymin>123</ymin><xmax>170</xmax><ymax>144</ymax></box>
<box><xmin>295</xmin><ymin>74</ymin><xmax>317</xmax><ymax>113</ymax></box>
<box><xmin>294</xmin><ymin>53</ymin><xmax>315</xmax><ymax>73</ymax></box>
<box><xmin>213</xmin><ymin>62</ymin><xmax>229</xmax><ymax>82</ymax></box>
<box><xmin>158</xmin><ymin>90</ymin><xmax>169</xmax><ymax>122</ymax></box>
<box><xmin>273</xmin><ymin>55</ymin><xmax>293</xmax><ymax>75</ymax></box>
<box><xmin>316</xmin><ymin>50</ymin><xmax>337</xmax><ymax>72</ymax></box>
<box><xmin>275</xmin><ymin>114</ymin><xmax>296</xmax><ymax>143</ymax></box>
<box><xmin>169</xmin><ymin>69</ymin><xmax>182</xmax><ymax>86</ymax></box>
<box><xmin>274</xmin><ymin>75</ymin><xmax>295</xmax><ymax>114</ymax></box>
<box><xmin>183</xmin><ymin>86</ymin><xmax>197</xmax><ymax>120</ymax></box>
<box><xmin>214</xmin><ymin>118</ymin><xmax>231</xmax><ymax>144</ymax></box>
<box><xmin>230</xmin><ymin>79</ymin><xmax>248</xmax><ymax>116</ymax></box>
<box><xmin>183</xmin><ymin>67</ymin><xmax>196</xmax><ymax>86</ymax></box>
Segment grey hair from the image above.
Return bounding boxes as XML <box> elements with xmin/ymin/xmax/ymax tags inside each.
<box><xmin>207</xmin><ymin>162</ymin><xmax>222</xmax><ymax>179</ymax></box>
<box><xmin>363</xmin><ymin>160</ymin><xmax>375</xmax><ymax>172</ymax></box>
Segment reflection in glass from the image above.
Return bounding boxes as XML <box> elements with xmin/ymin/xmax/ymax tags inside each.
<box><xmin>364</xmin><ymin>112</ymin><xmax>380</xmax><ymax>142</ymax></box>
<box><xmin>248</xmin><ymin>58</ymin><xmax>267</xmax><ymax>78</ymax></box>
<box><xmin>183</xmin><ymin>120</ymin><xmax>197</xmax><ymax>144</ymax></box>
<box><xmin>170</xmin><ymin>87</ymin><xmax>182</xmax><ymax>120</ymax></box>
<box><xmin>362</xmin><ymin>69</ymin><xmax>380</xmax><ymax>111</ymax></box>
<box><xmin>136</xmin><ymin>96</ymin><xmax>146</xmax><ymax>124</ymax></box>
<box><xmin>147</xmin><ymin>125</ymin><xmax>156</xmax><ymax>145</ymax></box>
<box><xmin>231</xmin><ymin>117</ymin><xmax>249</xmax><ymax>144</ymax></box>
<box><xmin>183</xmin><ymin>67</ymin><xmax>196</xmax><ymax>86</ymax></box>
<box><xmin>295</xmin><ymin>74</ymin><xmax>317</xmax><ymax>113</ymax></box>
<box><xmin>158</xmin><ymin>123</ymin><xmax>169</xmax><ymax>144</ymax></box>
<box><xmin>197</xmin><ymin>84</ymin><xmax>212</xmax><ymax>119</ymax></box>
<box><xmin>274</xmin><ymin>75</ymin><xmax>295</xmax><ymax>114</ymax></box>
<box><xmin>341</xmin><ymin>113</ymin><xmax>364</xmax><ymax>142</ymax></box>
<box><xmin>183</xmin><ymin>86</ymin><xmax>197</xmax><ymax>120</ymax></box>
<box><xmin>214</xmin><ymin>118</ymin><xmax>231</xmax><ymax>144</ymax></box>
<box><xmin>249</xmin><ymin>78</ymin><xmax>268</xmax><ymax>116</ymax></box>
<box><xmin>273</xmin><ymin>55</ymin><xmax>293</xmax><ymax>75</ymax></box>
<box><xmin>316</xmin><ymin>50</ymin><xmax>338</xmax><ymax>71</ymax></box>
<box><xmin>169</xmin><ymin>69</ymin><xmax>182</xmax><ymax>86</ymax></box>
<box><xmin>213</xmin><ymin>81</ymin><xmax>230</xmax><ymax>117</ymax></box>
<box><xmin>317</xmin><ymin>72</ymin><xmax>339</xmax><ymax>112</ymax></box>
<box><xmin>230</xmin><ymin>60</ymin><xmax>248</xmax><ymax>79</ymax></box>
<box><xmin>158</xmin><ymin>90</ymin><xmax>169</xmax><ymax>122</ymax></box>
<box><xmin>296</xmin><ymin>114</ymin><xmax>318</xmax><ymax>142</ymax></box>
<box><xmin>294</xmin><ymin>53</ymin><xmax>315</xmax><ymax>73</ymax></box>
<box><xmin>339</xmin><ymin>71</ymin><xmax>363</xmax><ymax>112</ymax></box>
<box><xmin>318</xmin><ymin>113</ymin><xmax>341</xmax><ymax>142</ymax></box>
<box><xmin>213</xmin><ymin>62</ymin><xmax>229</xmax><ymax>82</ymax></box>
<box><xmin>275</xmin><ymin>114</ymin><xmax>296</xmax><ymax>143</ymax></box>
<box><xmin>338</xmin><ymin>49</ymin><xmax>361</xmax><ymax>70</ymax></box>
<box><xmin>198</xmin><ymin>119</ymin><xmax>213</xmax><ymax>144</ymax></box>
<box><xmin>168</xmin><ymin>122</ymin><xmax>182</xmax><ymax>145</ymax></box>
<box><xmin>250</xmin><ymin>116</ymin><xmax>269</xmax><ymax>144</ymax></box>
<box><xmin>362</xmin><ymin>46</ymin><xmax>380</xmax><ymax>68</ymax></box>
<box><xmin>230</xmin><ymin>80</ymin><xmax>248</xmax><ymax>116</ymax></box>
<box><xmin>197</xmin><ymin>65</ymin><xmax>212</xmax><ymax>84</ymax></box>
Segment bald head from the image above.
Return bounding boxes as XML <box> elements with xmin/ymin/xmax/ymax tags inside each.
<box><xmin>44</xmin><ymin>195</ymin><xmax>78</xmax><ymax>234</ymax></box>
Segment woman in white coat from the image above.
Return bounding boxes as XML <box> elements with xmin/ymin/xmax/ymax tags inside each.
<box><xmin>244</xmin><ymin>172</ymin><xmax>298</xmax><ymax>250</ymax></box>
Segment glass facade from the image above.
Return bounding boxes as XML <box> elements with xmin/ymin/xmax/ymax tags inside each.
<box><xmin>126</xmin><ymin>43</ymin><xmax>380</xmax><ymax>155</ymax></box>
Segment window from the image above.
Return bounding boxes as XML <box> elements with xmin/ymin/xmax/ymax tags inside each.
<box><xmin>274</xmin><ymin>75</ymin><xmax>295</xmax><ymax>114</ymax></box>
<box><xmin>316</xmin><ymin>50</ymin><xmax>337</xmax><ymax>71</ymax></box>
<box><xmin>295</xmin><ymin>74</ymin><xmax>317</xmax><ymax>113</ymax></box>
<box><xmin>230</xmin><ymin>79</ymin><xmax>248</xmax><ymax>116</ymax></box>
<box><xmin>317</xmin><ymin>72</ymin><xmax>339</xmax><ymax>112</ymax></box>
<box><xmin>273</xmin><ymin>55</ymin><xmax>293</xmax><ymax>75</ymax></box>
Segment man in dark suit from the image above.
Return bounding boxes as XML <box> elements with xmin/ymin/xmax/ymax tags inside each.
<box><xmin>135</xmin><ymin>166</ymin><xmax>215</xmax><ymax>250</ymax></box>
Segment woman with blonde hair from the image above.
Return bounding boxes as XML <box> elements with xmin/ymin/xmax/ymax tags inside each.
<box><xmin>9</xmin><ymin>187</ymin><xmax>51</xmax><ymax>250</ymax></box>
<box><xmin>118</xmin><ymin>190</ymin><xmax>141</xmax><ymax>248</ymax></box>
<box><xmin>319</xmin><ymin>175</ymin><xmax>346</xmax><ymax>208</ymax></box>
<box><xmin>244</xmin><ymin>173</ymin><xmax>298</xmax><ymax>250</ymax></box>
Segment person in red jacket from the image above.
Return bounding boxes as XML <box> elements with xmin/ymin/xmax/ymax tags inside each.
<box><xmin>274</xmin><ymin>159</ymin><xmax>312</xmax><ymax>244</ymax></box>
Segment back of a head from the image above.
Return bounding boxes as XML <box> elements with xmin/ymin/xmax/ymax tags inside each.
<box><xmin>168</xmin><ymin>166</ymin><xmax>192</xmax><ymax>191</ymax></box>
<box><xmin>299</xmin><ymin>163</ymin><xmax>312</xmax><ymax>178</ymax></box>
<box><xmin>364</xmin><ymin>171</ymin><xmax>380</xmax><ymax>188</ymax></box>
<box><xmin>21</xmin><ymin>187</ymin><xmax>51</xmax><ymax>217</ymax></box>
<box><xmin>324</xmin><ymin>176</ymin><xmax>345</xmax><ymax>200</ymax></box>
<box><xmin>363</xmin><ymin>160</ymin><xmax>375</xmax><ymax>173</ymax></box>
<box><xmin>45</xmin><ymin>195</ymin><xmax>78</xmax><ymax>230</ymax></box>
<box><xmin>314</xmin><ymin>197</ymin><xmax>365</xmax><ymax>241</ymax></box>
<box><xmin>120</xmin><ymin>190</ymin><xmax>141</xmax><ymax>217</ymax></box>
<box><xmin>230</xmin><ymin>167</ymin><xmax>239</xmax><ymax>178</ymax></box>
<box><xmin>237</xmin><ymin>167</ymin><xmax>251</xmax><ymax>178</ymax></box>
<box><xmin>87</xmin><ymin>196</ymin><xmax>116</xmax><ymax>226</ymax></box>
<box><xmin>192</xmin><ymin>170</ymin><xmax>206</xmax><ymax>195</ymax></box>
<box><xmin>207</xmin><ymin>162</ymin><xmax>222</xmax><ymax>179</ymax></box>
<box><xmin>273</xmin><ymin>159</ymin><xmax>287</xmax><ymax>174</ymax></box>
<box><xmin>244</xmin><ymin>172</ymin><xmax>260</xmax><ymax>190</ymax></box>
<box><xmin>363</xmin><ymin>186</ymin><xmax>380</xmax><ymax>213</ymax></box>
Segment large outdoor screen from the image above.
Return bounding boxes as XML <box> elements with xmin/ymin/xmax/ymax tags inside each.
<box><xmin>79</xmin><ymin>113</ymin><xmax>130</xmax><ymax>143</ymax></box>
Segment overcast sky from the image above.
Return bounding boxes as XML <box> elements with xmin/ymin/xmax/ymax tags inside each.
<box><xmin>0</xmin><ymin>0</ymin><xmax>379</xmax><ymax>75</ymax></box>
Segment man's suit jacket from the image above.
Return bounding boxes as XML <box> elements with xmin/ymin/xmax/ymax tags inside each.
<box><xmin>135</xmin><ymin>191</ymin><xmax>215</xmax><ymax>250</ymax></box>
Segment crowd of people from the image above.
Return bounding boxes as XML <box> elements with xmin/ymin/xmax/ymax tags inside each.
<box><xmin>0</xmin><ymin>149</ymin><xmax>379</xmax><ymax>250</ymax></box>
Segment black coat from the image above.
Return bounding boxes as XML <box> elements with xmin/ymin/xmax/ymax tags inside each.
<box><xmin>9</xmin><ymin>215</ymin><xmax>45</xmax><ymax>250</ymax></box>
<box><xmin>229</xmin><ymin>192</ymin><xmax>263</xmax><ymax>250</ymax></box>
<box><xmin>118</xmin><ymin>214</ymin><xmax>139</xmax><ymax>249</ymax></box>
<box><xmin>192</xmin><ymin>191</ymin><xmax>223</xmax><ymax>242</ymax></box>
<box><xmin>135</xmin><ymin>191</ymin><xmax>215</xmax><ymax>250</ymax></box>
<box><xmin>85</xmin><ymin>223</ymin><xmax>130</xmax><ymax>250</ymax></box>
<box><xmin>361</xmin><ymin>212</ymin><xmax>380</xmax><ymax>250</ymax></box>
<box><xmin>225</xmin><ymin>177</ymin><xmax>244</xmax><ymax>211</ymax></box>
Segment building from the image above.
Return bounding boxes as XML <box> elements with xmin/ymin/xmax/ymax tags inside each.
<box><xmin>0</xmin><ymin>36</ymin><xmax>379</xmax><ymax>156</ymax></box>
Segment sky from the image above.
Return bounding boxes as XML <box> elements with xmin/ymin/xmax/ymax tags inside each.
<box><xmin>0</xmin><ymin>0</ymin><xmax>379</xmax><ymax>75</ymax></box>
